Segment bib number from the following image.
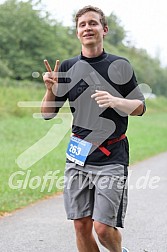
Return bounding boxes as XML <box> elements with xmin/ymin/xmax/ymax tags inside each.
<box><xmin>66</xmin><ymin>136</ymin><xmax>92</xmax><ymax>166</ymax></box>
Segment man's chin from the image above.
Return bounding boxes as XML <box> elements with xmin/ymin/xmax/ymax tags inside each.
<box><xmin>83</xmin><ymin>41</ymin><xmax>96</xmax><ymax>47</ymax></box>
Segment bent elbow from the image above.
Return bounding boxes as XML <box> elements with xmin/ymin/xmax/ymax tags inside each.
<box><xmin>130</xmin><ymin>101</ymin><xmax>146</xmax><ymax>116</ymax></box>
<box><xmin>41</xmin><ymin>112</ymin><xmax>57</xmax><ymax>120</ymax></box>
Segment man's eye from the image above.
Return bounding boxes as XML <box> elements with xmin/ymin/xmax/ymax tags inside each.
<box><xmin>91</xmin><ymin>22</ymin><xmax>97</xmax><ymax>26</ymax></box>
<box><xmin>90</xmin><ymin>21</ymin><xmax>97</xmax><ymax>25</ymax></box>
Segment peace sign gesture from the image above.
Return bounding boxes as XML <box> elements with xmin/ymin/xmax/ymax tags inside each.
<box><xmin>43</xmin><ymin>59</ymin><xmax>60</xmax><ymax>91</ymax></box>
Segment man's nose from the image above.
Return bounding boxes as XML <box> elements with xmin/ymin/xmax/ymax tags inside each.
<box><xmin>85</xmin><ymin>23</ymin><xmax>92</xmax><ymax>30</ymax></box>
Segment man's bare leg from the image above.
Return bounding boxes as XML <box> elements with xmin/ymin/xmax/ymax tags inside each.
<box><xmin>94</xmin><ymin>221</ymin><xmax>122</xmax><ymax>252</ymax></box>
<box><xmin>74</xmin><ymin>216</ymin><xmax>100</xmax><ymax>252</ymax></box>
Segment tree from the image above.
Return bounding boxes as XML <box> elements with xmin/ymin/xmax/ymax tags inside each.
<box><xmin>0</xmin><ymin>0</ymin><xmax>69</xmax><ymax>80</ymax></box>
<box><xmin>105</xmin><ymin>13</ymin><xmax>126</xmax><ymax>46</ymax></box>
<box><xmin>0</xmin><ymin>0</ymin><xmax>167</xmax><ymax>96</ymax></box>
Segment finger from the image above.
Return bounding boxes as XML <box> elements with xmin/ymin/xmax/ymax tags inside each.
<box><xmin>43</xmin><ymin>77</ymin><xmax>56</xmax><ymax>84</ymax></box>
<box><xmin>91</xmin><ymin>91</ymin><xmax>101</xmax><ymax>97</ymax></box>
<box><xmin>91</xmin><ymin>93</ymin><xmax>106</xmax><ymax>99</ymax></box>
<box><xmin>44</xmin><ymin>59</ymin><xmax>52</xmax><ymax>72</ymax></box>
<box><xmin>98</xmin><ymin>103</ymin><xmax>109</xmax><ymax>108</ymax></box>
<box><xmin>43</xmin><ymin>72</ymin><xmax>52</xmax><ymax>78</ymax></box>
<box><xmin>91</xmin><ymin>92</ymin><xmax>101</xmax><ymax>98</ymax></box>
<box><xmin>96</xmin><ymin>99</ymin><xmax>108</xmax><ymax>104</ymax></box>
<box><xmin>54</xmin><ymin>60</ymin><xmax>60</xmax><ymax>72</ymax></box>
<box><xmin>95</xmin><ymin>90</ymin><xmax>106</xmax><ymax>93</ymax></box>
<box><xmin>91</xmin><ymin>93</ymin><xmax>97</xmax><ymax>98</ymax></box>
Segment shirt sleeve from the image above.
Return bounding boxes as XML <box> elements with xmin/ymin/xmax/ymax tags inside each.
<box><xmin>122</xmin><ymin>71</ymin><xmax>146</xmax><ymax>115</ymax></box>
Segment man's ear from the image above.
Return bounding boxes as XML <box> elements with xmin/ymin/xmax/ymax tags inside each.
<box><xmin>103</xmin><ymin>26</ymin><xmax>109</xmax><ymax>37</ymax></box>
<box><xmin>76</xmin><ymin>30</ymin><xmax>80</xmax><ymax>39</ymax></box>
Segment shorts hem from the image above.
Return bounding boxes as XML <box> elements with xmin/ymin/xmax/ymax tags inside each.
<box><xmin>67</xmin><ymin>211</ymin><xmax>92</xmax><ymax>220</ymax></box>
<box><xmin>93</xmin><ymin>216</ymin><xmax>124</xmax><ymax>228</ymax></box>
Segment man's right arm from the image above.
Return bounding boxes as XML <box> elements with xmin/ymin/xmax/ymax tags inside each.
<box><xmin>41</xmin><ymin>88</ymin><xmax>57</xmax><ymax>119</ymax></box>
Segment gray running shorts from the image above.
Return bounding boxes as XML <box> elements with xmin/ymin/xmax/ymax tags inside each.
<box><xmin>63</xmin><ymin>162</ymin><xmax>128</xmax><ymax>228</ymax></box>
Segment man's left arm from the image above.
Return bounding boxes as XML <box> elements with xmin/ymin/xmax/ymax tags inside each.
<box><xmin>91</xmin><ymin>90</ymin><xmax>145</xmax><ymax>116</ymax></box>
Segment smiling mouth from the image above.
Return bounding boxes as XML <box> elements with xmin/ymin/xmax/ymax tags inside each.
<box><xmin>83</xmin><ymin>34</ymin><xmax>94</xmax><ymax>38</ymax></box>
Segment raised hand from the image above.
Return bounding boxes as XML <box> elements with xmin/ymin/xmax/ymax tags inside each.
<box><xmin>43</xmin><ymin>59</ymin><xmax>60</xmax><ymax>91</ymax></box>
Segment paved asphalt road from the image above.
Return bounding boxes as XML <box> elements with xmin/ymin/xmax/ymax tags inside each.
<box><xmin>0</xmin><ymin>152</ymin><xmax>167</xmax><ymax>252</ymax></box>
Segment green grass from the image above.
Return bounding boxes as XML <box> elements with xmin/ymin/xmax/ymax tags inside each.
<box><xmin>127</xmin><ymin>113</ymin><xmax>167</xmax><ymax>164</ymax></box>
<box><xmin>0</xmin><ymin>116</ymin><xmax>70</xmax><ymax>212</ymax></box>
<box><xmin>0</xmin><ymin>83</ymin><xmax>167</xmax><ymax>214</ymax></box>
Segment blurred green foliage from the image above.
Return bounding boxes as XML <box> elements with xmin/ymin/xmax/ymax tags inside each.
<box><xmin>0</xmin><ymin>0</ymin><xmax>167</xmax><ymax>95</ymax></box>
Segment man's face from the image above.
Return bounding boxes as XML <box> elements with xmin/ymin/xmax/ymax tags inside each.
<box><xmin>76</xmin><ymin>11</ymin><xmax>108</xmax><ymax>47</ymax></box>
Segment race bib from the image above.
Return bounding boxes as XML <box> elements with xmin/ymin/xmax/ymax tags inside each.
<box><xmin>66</xmin><ymin>136</ymin><xmax>92</xmax><ymax>166</ymax></box>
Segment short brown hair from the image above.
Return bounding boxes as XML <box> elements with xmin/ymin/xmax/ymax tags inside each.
<box><xmin>75</xmin><ymin>5</ymin><xmax>108</xmax><ymax>28</ymax></box>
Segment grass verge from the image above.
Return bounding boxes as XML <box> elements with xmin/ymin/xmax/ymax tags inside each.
<box><xmin>0</xmin><ymin>83</ymin><xmax>167</xmax><ymax>213</ymax></box>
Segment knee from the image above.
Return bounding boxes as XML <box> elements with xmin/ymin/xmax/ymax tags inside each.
<box><xmin>74</xmin><ymin>217</ymin><xmax>93</xmax><ymax>236</ymax></box>
<box><xmin>94</xmin><ymin>221</ymin><xmax>112</xmax><ymax>240</ymax></box>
